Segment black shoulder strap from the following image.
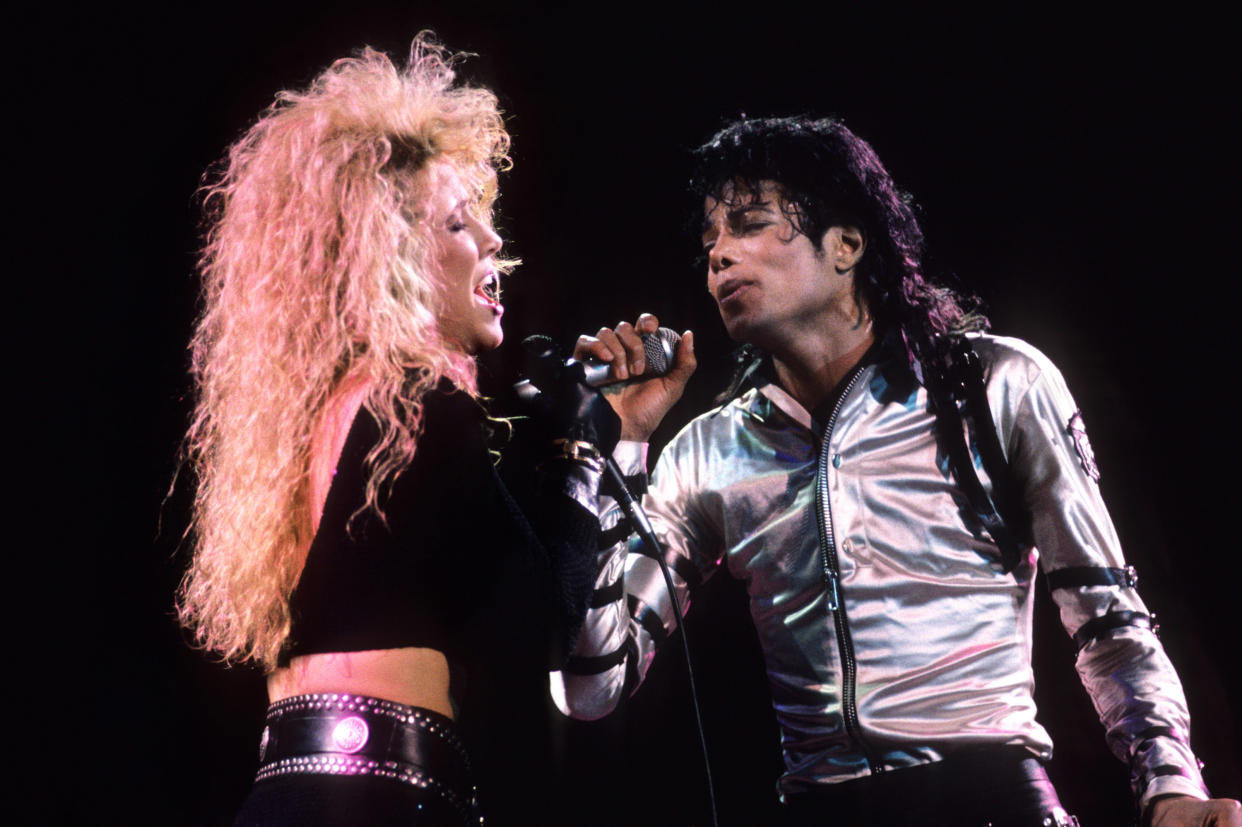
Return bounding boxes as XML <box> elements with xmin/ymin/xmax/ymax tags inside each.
<box><xmin>927</xmin><ymin>337</ymin><xmax>1032</xmax><ymax>573</ymax></box>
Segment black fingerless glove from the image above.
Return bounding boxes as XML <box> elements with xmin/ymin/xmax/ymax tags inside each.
<box><xmin>517</xmin><ymin>336</ymin><xmax>621</xmax><ymax>459</ymax></box>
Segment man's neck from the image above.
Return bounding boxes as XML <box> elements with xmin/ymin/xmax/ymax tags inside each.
<box><xmin>771</xmin><ymin>319</ymin><xmax>876</xmax><ymax>413</ymax></box>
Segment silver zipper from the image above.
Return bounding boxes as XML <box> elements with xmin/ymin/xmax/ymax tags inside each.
<box><xmin>814</xmin><ymin>365</ymin><xmax>874</xmax><ymax>769</ymax></box>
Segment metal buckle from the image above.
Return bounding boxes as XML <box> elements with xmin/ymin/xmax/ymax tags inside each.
<box><xmin>1042</xmin><ymin>807</ymin><xmax>1081</xmax><ymax>827</ymax></box>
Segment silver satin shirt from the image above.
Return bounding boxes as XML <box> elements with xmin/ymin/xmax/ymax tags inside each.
<box><xmin>551</xmin><ymin>334</ymin><xmax>1207</xmax><ymax>808</ymax></box>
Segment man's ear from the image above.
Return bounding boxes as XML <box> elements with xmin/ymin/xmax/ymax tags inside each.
<box><xmin>828</xmin><ymin>225</ymin><xmax>866</xmax><ymax>272</ymax></box>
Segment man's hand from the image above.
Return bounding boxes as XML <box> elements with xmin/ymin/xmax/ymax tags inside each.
<box><xmin>1148</xmin><ymin>795</ymin><xmax>1242</xmax><ymax>827</ymax></box>
<box><xmin>573</xmin><ymin>313</ymin><xmax>696</xmax><ymax>442</ymax></box>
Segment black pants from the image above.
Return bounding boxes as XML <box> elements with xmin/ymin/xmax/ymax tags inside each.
<box><xmin>234</xmin><ymin>773</ymin><xmax>472</xmax><ymax>826</ymax></box>
<box><xmin>781</xmin><ymin>747</ymin><xmax>1071</xmax><ymax>827</ymax></box>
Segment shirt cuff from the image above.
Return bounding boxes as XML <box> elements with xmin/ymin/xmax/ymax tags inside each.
<box><xmin>1141</xmin><ymin>774</ymin><xmax>1210</xmax><ymax>814</ymax></box>
<box><xmin>612</xmin><ymin>440</ymin><xmax>647</xmax><ymax>474</ymax></box>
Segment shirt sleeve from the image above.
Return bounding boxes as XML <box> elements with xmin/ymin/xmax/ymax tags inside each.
<box><xmin>1001</xmin><ymin>349</ymin><xmax>1210</xmax><ymax>810</ymax></box>
<box><xmin>550</xmin><ymin>435</ymin><xmax>723</xmax><ymax>720</ymax></box>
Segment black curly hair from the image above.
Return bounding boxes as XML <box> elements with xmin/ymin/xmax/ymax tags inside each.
<box><xmin>690</xmin><ymin>116</ymin><xmax>986</xmax><ymax>385</ymax></box>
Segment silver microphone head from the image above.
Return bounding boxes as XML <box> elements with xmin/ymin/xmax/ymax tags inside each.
<box><xmin>642</xmin><ymin>327</ymin><xmax>682</xmax><ymax>376</ymax></box>
<box><xmin>579</xmin><ymin>327</ymin><xmax>682</xmax><ymax>387</ymax></box>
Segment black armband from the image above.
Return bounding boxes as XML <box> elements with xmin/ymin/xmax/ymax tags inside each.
<box><xmin>1132</xmin><ymin>726</ymin><xmax>1185</xmax><ymax>749</ymax></box>
<box><xmin>564</xmin><ymin>643</ymin><xmax>629</xmax><ymax>675</ymax></box>
<box><xmin>1046</xmin><ymin>564</ymin><xmax>1138</xmax><ymax>591</ymax></box>
<box><xmin>1073</xmin><ymin>610</ymin><xmax>1158</xmax><ymax>651</ymax></box>
<box><xmin>589</xmin><ymin>577</ymin><xmax>624</xmax><ymax>608</ymax></box>
<box><xmin>629</xmin><ymin>594</ymin><xmax>669</xmax><ymax>650</ymax></box>
<box><xmin>621</xmin><ymin>472</ymin><xmax>647</xmax><ymax>496</ymax></box>
<box><xmin>630</xmin><ymin>537</ymin><xmax>703</xmax><ymax>591</ymax></box>
<box><xmin>601</xmin><ymin>468</ymin><xmax>648</xmax><ymax>502</ymax></box>
<box><xmin>598</xmin><ymin>522</ymin><xmax>633</xmax><ymax>550</ymax></box>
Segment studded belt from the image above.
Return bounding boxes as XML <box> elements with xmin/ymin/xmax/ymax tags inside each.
<box><xmin>255</xmin><ymin>693</ymin><xmax>478</xmax><ymax>822</ymax></box>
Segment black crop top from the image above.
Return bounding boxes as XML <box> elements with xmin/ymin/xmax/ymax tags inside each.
<box><xmin>283</xmin><ymin>382</ymin><xmax>598</xmax><ymax>670</ymax></box>
<box><xmin>281</xmin><ymin>382</ymin><xmax>601</xmax><ymax>823</ymax></box>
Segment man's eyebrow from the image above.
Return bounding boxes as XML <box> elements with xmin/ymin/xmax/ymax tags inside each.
<box><xmin>728</xmin><ymin>203</ymin><xmax>774</xmax><ymax>219</ymax></box>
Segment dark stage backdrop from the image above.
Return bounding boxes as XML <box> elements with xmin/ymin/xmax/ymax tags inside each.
<box><xmin>35</xmin><ymin>3</ymin><xmax>1239</xmax><ymax>824</ymax></box>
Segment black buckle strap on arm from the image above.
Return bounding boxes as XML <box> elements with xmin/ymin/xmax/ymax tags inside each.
<box><xmin>1045</xmin><ymin>565</ymin><xmax>1138</xmax><ymax>592</ymax></box>
<box><xmin>589</xmin><ymin>577</ymin><xmax>625</xmax><ymax>608</ymax></box>
<box><xmin>927</xmin><ymin>337</ymin><xmax>1031</xmax><ymax>573</ymax></box>
<box><xmin>1072</xmin><ymin>610</ymin><xmax>1159</xmax><ymax>651</ymax></box>
<box><xmin>564</xmin><ymin>643</ymin><xmax>630</xmax><ymax>675</ymax></box>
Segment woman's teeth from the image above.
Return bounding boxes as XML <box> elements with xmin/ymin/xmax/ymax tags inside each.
<box><xmin>476</xmin><ymin>274</ymin><xmax>501</xmax><ymax>306</ymax></box>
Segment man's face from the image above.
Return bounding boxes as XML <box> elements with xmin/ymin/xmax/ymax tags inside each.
<box><xmin>701</xmin><ymin>181</ymin><xmax>858</xmax><ymax>351</ymax></box>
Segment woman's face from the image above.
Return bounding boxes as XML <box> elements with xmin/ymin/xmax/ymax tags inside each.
<box><xmin>419</xmin><ymin>161</ymin><xmax>505</xmax><ymax>354</ymax></box>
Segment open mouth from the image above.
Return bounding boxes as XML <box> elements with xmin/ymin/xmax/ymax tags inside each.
<box><xmin>475</xmin><ymin>272</ymin><xmax>502</xmax><ymax>308</ymax></box>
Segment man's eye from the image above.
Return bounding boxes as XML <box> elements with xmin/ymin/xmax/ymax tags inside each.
<box><xmin>741</xmin><ymin>222</ymin><xmax>768</xmax><ymax>233</ymax></box>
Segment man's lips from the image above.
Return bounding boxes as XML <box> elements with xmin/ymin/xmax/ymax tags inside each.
<box><xmin>715</xmin><ymin>278</ymin><xmax>753</xmax><ymax>307</ymax></box>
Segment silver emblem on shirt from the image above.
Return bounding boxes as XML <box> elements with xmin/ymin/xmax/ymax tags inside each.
<box><xmin>1067</xmin><ymin>411</ymin><xmax>1099</xmax><ymax>482</ymax></box>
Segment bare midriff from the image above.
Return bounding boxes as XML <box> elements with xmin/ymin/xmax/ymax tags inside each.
<box><xmin>267</xmin><ymin>647</ymin><xmax>454</xmax><ymax>718</ymax></box>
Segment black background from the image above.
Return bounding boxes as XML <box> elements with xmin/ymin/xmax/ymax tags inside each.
<box><xmin>28</xmin><ymin>3</ymin><xmax>1239</xmax><ymax>824</ymax></box>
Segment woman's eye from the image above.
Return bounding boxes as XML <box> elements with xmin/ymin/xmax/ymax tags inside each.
<box><xmin>448</xmin><ymin>220</ymin><xmax>467</xmax><ymax>232</ymax></box>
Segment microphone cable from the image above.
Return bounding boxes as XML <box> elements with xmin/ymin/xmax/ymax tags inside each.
<box><xmin>516</xmin><ymin>329</ymin><xmax>718</xmax><ymax>826</ymax></box>
<box><xmin>603</xmin><ymin>457</ymin><xmax>719</xmax><ymax>827</ymax></box>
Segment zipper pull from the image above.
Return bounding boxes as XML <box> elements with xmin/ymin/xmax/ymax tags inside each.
<box><xmin>825</xmin><ymin>569</ymin><xmax>840</xmax><ymax>611</ymax></box>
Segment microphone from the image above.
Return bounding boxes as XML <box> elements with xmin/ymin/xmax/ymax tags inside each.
<box><xmin>520</xmin><ymin>328</ymin><xmax>681</xmax><ymax>390</ymax></box>
<box><xmin>516</xmin><ymin>327</ymin><xmax>681</xmax><ymax>408</ymax></box>
<box><xmin>578</xmin><ymin>327</ymin><xmax>681</xmax><ymax>387</ymax></box>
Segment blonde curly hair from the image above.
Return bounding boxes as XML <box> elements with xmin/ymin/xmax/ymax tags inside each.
<box><xmin>178</xmin><ymin>33</ymin><xmax>511</xmax><ymax>670</ymax></box>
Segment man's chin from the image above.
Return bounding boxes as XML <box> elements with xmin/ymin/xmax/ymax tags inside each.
<box><xmin>722</xmin><ymin>316</ymin><xmax>768</xmax><ymax>349</ymax></box>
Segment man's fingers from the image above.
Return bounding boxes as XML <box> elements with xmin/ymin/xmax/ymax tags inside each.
<box><xmin>572</xmin><ymin>334</ymin><xmax>613</xmax><ymax>364</ymax></box>
<box><xmin>571</xmin><ymin>314</ymin><xmax>672</xmax><ymax>386</ymax></box>
<box><xmin>614</xmin><ymin>321</ymin><xmax>647</xmax><ymax>376</ymax></box>
<box><xmin>636</xmin><ymin>313</ymin><xmax>660</xmax><ymax>336</ymax></box>
<box><xmin>594</xmin><ymin>327</ymin><xmax>628</xmax><ymax>380</ymax></box>
<box><xmin>670</xmin><ymin>330</ymin><xmax>696</xmax><ymax>381</ymax></box>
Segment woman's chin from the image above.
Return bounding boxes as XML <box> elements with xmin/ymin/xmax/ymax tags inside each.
<box><xmin>450</xmin><ymin>326</ymin><xmax>503</xmax><ymax>356</ymax></box>
<box><xmin>474</xmin><ymin>318</ymin><xmax>504</xmax><ymax>353</ymax></box>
